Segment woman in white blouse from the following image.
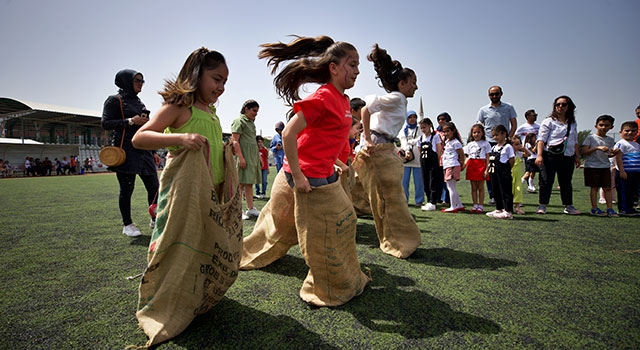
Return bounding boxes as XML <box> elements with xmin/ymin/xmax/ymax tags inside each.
<box><xmin>534</xmin><ymin>95</ymin><xmax>581</xmax><ymax>215</ymax></box>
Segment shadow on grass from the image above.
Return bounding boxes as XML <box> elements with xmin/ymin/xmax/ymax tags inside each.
<box><xmin>407</xmin><ymin>248</ymin><xmax>518</xmax><ymax>270</ymax></box>
<box><xmin>342</xmin><ymin>264</ymin><xmax>501</xmax><ymax>338</ymax></box>
<box><xmin>171</xmin><ymin>297</ymin><xmax>338</xmax><ymax>349</ymax></box>
<box><xmin>260</xmin><ymin>254</ymin><xmax>309</xmax><ymax>279</ymax></box>
<box><xmin>129</xmin><ymin>235</ymin><xmax>151</xmax><ymax>247</ymax></box>
<box><xmin>356</xmin><ymin>221</ymin><xmax>382</xmax><ymax>248</ymax></box>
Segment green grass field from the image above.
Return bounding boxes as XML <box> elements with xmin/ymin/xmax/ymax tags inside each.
<box><xmin>0</xmin><ymin>169</ymin><xmax>638</xmax><ymax>349</ymax></box>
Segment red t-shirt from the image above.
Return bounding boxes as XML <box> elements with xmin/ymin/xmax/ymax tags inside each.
<box><xmin>258</xmin><ymin>147</ymin><xmax>268</xmax><ymax>170</ymax></box>
<box><xmin>338</xmin><ymin>139</ymin><xmax>350</xmax><ymax>164</ymax></box>
<box><xmin>283</xmin><ymin>84</ymin><xmax>352</xmax><ymax>178</ymax></box>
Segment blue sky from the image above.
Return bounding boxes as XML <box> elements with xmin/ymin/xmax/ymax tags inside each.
<box><xmin>1</xmin><ymin>0</ymin><xmax>638</xmax><ymax>137</ymax></box>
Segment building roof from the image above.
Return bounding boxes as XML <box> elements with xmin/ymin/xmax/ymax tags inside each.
<box><xmin>0</xmin><ymin>97</ymin><xmax>101</xmax><ymax>127</ymax></box>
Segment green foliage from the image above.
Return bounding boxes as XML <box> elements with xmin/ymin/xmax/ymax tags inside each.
<box><xmin>577</xmin><ymin>129</ymin><xmax>591</xmax><ymax>151</ymax></box>
<box><xmin>0</xmin><ymin>171</ymin><xmax>638</xmax><ymax>349</ymax></box>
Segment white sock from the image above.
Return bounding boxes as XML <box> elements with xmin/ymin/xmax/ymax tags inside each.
<box><xmin>528</xmin><ymin>178</ymin><xmax>535</xmax><ymax>188</ymax></box>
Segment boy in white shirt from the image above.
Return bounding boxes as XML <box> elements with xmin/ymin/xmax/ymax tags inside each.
<box><xmin>614</xmin><ymin>121</ymin><xmax>640</xmax><ymax>216</ymax></box>
<box><xmin>580</xmin><ymin>115</ymin><xmax>618</xmax><ymax>217</ymax></box>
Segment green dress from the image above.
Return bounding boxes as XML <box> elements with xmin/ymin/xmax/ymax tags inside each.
<box><xmin>165</xmin><ymin>105</ymin><xmax>225</xmax><ymax>185</ymax></box>
<box><xmin>231</xmin><ymin>114</ymin><xmax>261</xmax><ymax>184</ymax></box>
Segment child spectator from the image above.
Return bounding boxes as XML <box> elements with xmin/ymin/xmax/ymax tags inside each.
<box><xmin>485</xmin><ymin>125</ymin><xmax>515</xmax><ymax>219</ymax></box>
<box><xmin>522</xmin><ymin>133</ymin><xmax>539</xmax><ymax>193</ymax></box>
<box><xmin>581</xmin><ymin>115</ymin><xmax>618</xmax><ymax>217</ymax></box>
<box><xmin>463</xmin><ymin>123</ymin><xmax>491</xmax><ymax>213</ymax></box>
<box><xmin>255</xmin><ymin>135</ymin><xmax>269</xmax><ymax>199</ymax></box>
<box><xmin>418</xmin><ymin>118</ymin><xmax>443</xmax><ymax>211</ymax></box>
<box><xmin>511</xmin><ymin>136</ymin><xmax>530</xmax><ymax>214</ymax></box>
<box><xmin>613</xmin><ymin>121</ymin><xmax>640</xmax><ymax>216</ymax></box>
<box><xmin>232</xmin><ymin>100</ymin><xmax>262</xmax><ymax>219</ymax></box>
<box><xmin>440</xmin><ymin>122</ymin><xmax>465</xmax><ymax>213</ymax></box>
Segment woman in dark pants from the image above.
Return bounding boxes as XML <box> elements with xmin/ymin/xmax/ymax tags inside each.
<box><xmin>101</xmin><ymin>69</ymin><xmax>159</xmax><ymax>237</ymax></box>
<box><xmin>534</xmin><ymin>95</ymin><xmax>581</xmax><ymax>215</ymax></box>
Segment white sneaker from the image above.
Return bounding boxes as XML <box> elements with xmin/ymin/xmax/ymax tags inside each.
<box><xmin>598</xmin><ymin>198</ymin><xmax>606</xmax><ymax>204</ymax></box>
<box><xmin>494</xmin><ymin>211</ymin><xmax>513</xmax><ymax>220</ymax></box>
<box><xmin>421</xmin><ymin>203</ymin><xmax>437</xmax><ymax>211</ymax></box>
<box><xmin>242</xmin><ymin>213</ymin><xmax>250</xmax><ymax>220</ymax></box>
<box><xmin>122</xmin><ymin>223</ymin><xmax>142</xmax><ymax>237</ymax></box>
<box><xmin>486</xmin><ymin>210</ymin><xmax>500</xmax><ymax>218</ymax></box>
<box><xmin>488</xmin><ymin>198</ymin><xmax>496</xmax><ymax>205</ymax></box>
<box><xmin>246</xmin><ymin>207</ymin><xmax>260</xmax><ymax>217</ymax></box>
<box><xmin>149</xmin><ymin>219</ymin><xmax>156</xmax><ymax>228</ymax></box>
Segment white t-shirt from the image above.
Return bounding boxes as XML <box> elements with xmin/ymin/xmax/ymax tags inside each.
<box><xmin>442</xmin><ymin>138</ymin><xmax>463</xmax><ymax>168</ymax></box>
<box><xmin>492</xmin><ymin>143</ymin><xmax>515</xmax><ymax>164</ymax></box>
<box><xmin>582</xmin><ymin>133</ymin><xmax>615</xmax><ymax>168</ymax></box>
<box><xmin>463</xmin><ymin>140</ymin><xmax>492</xmax><ymax>160</ymax></box>
<box><xmin>366</xmin><ymin>91</ymin><xmax>407</xmax><ymax>138</ymax></box>
<box><xmin>514</xmin><ymin>122</ymin><xmax>540</xmax><ymax>142</ymax></box>
<box><xmin>398</xmin><ymin>125</ymin><xmax>423</xmax><ymax>168</ymax></box>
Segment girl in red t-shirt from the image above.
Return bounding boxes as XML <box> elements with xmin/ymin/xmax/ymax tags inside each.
<box><xmin>240</xmin><ymin>35</ymin><xmax>370</xmax><ymax>307</ymax></box>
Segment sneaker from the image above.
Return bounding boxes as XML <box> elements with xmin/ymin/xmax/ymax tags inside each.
<box><xmin>590</xmin><ymin>208</ymin><xmax>606</xmax><ymax>216</ymax></box>
<box><xmin>150</xmin><ymin>219</ymin><xmax>156</xmax><ymax>228</ymax></box>
<box><xmin>527</xmin><ymin>187</ymin><xmax>537</xmax><ymax>193</ymax></box>
<box><xmin>606</xmin><ymin>208</ymin><xmax>619</xmax><ymax>217</ymax></box>
<box><xmin>494</xmin><ymin>211</ymin><xmax>513</xmax><ymax>220</ymax></box>
<box><xmin>441</xmin><ymin>207</ymin><xmax>458</xmax><ymax>213</ymax></box>
<box><xmin>486</xmin><ymin>209</ymin><xmax>500</xmax><ymax>217</ymax></box>
<box><xmin>620</xmin><ymin>209</ymin><xmax>640</xmax><ymax>217</ymax></box>
<box><xmin>257</xmin><ymin>194</ymin><xmax>265</xmax><ymax>199</ymax></box>
<box><xmin>421</xmin><ymin>203</ymin><xmax>437</xmax><ymax>211</ymax></box>
<box><xmin>536</xmin><ymin>205</ymin><xmax>547</xmax><ymax>214</ymax></box>
<box><xmin>122</xmin><ymin>224</ymin><xmax>142</xmax><ymax>237</ymax></box>
<box><xmin>242</xmin><ymin>213</ymin><xmax>250</xmax><ymax>220</ymax></box>
<box><xmin>246</xmin><ymin>207</ymin><xmax>261</xmax><ymax>217</ymax></box>
<box><xmin>563</xmin><ymin>205</ymin><xmax>580</xmax><ymax>215</ymax></box>
<box><xmin>598</xmin><ymin>198</ymin><xmax>607</xmax><ymax>204</ymax></box>
<box><xmin>477</xmin><ymin>206</ymin><xmax>484</xmax><ymax>213</ymax></box>
<box><xmin>455</xmin><ymin>206</ymin><xmax>465</xmax><ymax>212</ymax></box>
<box><xmin>488</xmin><ymin>198</ymin><xmax>496</xmax><ymax>205</ymax></box>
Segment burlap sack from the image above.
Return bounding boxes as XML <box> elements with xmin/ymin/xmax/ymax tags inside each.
<box><xmin>352</xmin><ymin>143</ymin><xmax>421</xmax><ymax>258</ymax></box>
<box><xmin>339</xmin><ymin>164</ymin><xmax>356</xmax><ymax>202</ymax></box>
<box><xmin>295</xmin><ymin>179</ymin><xmax>370</xmax><ymax>306</ymax></box>
<box><xmin>136</xmin><ymin>143</ymin><xmax>242</xmax><ymax>347</ymax></box>
<box><xmin>351</xmin><ymin>171</ymin><xmax>372</xmax><ymax>216</ymax></box>
<box><xmin>240</xmin><ymin>170</ymin><xmax>298</xmax><ymax>270</ymax></box>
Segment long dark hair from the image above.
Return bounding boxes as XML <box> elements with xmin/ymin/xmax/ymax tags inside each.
<box><xmin>160</xmin><ymin>47</ymin><xmax>227</xmax><ymax>107</ymax></box>
<box><xmin>367</xmin><ymin>44</ymin><xmax>415</xmax><ymax>93</ymax></box>
<box><xmin>550</xmin><ymin>95</ymin><xmax>576</xmax><ymax>124</ymax></box>
<box><xmin>259</xmin><ymin>35</ymin><xmax>357</xmax><ymax>106</ymax></box>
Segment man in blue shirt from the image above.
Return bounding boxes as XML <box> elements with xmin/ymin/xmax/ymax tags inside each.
<box><xmin>270</xmin><ymin>121</ymin><xmax>285</xmax><ymax>173</ymax></box>
<box><xmin>477</xmin><ymin>86</ymin><xmax>517</xmax><ymax>144</ymax></box>
<box><xmin>477</xmin><ymin>85</ymin><xmax>517</xmax><ymax>204</ymax></box>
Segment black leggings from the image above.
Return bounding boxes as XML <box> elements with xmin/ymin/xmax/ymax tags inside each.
<box><xmin>116</xmin><ymin>172</ymin><xmax>159</xmax><ymax>226</ymax></box>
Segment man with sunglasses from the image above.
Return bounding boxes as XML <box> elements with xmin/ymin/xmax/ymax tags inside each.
<box><xmin>476</xmin><ymin>85</ymin><xmax>518</xmax><ymax>204</ymax></box>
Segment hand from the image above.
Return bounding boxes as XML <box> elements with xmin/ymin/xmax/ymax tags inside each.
<box><xmin>181</xmin><ymin>133</ymin><xmax>207</xmax><ymax>150</ymax></box>
<box><xmin>535</xmin><ymin>155</ymin><xmax>543</xmax><ymax>167</ymax></box>
<box><xmin>620</xmin><ymin>170</ymin><xmax>627</xmax><ymax>180</ymax></box>
<box><xmin>293</xmin><ymin>173</ymin><xmax>311</xmax><ymax>193</ymax></box>
<box><xmin>131</xmin><ymin>115</ymin><xmax>149</xmax><ymax>125</ymax></box>
<box><xmin>574</xmin><ymin>156</ymin><xmax>581</xmax><ymax>168</ymax></box>
<box><xmin>238</xmin><ymin>158</ymin><xmax>247</xmax><ymax>169</ymax></box>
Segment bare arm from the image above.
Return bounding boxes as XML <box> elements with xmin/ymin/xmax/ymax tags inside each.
<box><xmin>509</xmin><ymin>118</ymin><xmax>517</xmax><ymax>138</ymax></box>
<box><xmin>361</xmin><ymin>106</ymin><xmax>374</xmax><ymax>148</ymax></box>
<box><xmin>132</xmin><ymin>104</ymin><xmax>207</xmax><ymax>151</ymax></box>
<box><xmin>231</xmin><ymin>133</ymin><xmax>246</xmax><ymax>168</ymax></box>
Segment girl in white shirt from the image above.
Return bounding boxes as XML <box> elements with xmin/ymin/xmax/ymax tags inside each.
<box><xmin>463</xmin><ymin>123</ymin><xmax>492</xmax><ymax>213</ymax></box>
<box><xmin>486</xmin><ymin>125</ymin><xmax>516</xmax><ymax>219</ymax></box>
<box><xmin>440</xmin><ymin>122</ymin><xmax>465</xmax><ymax>213</ymax></box>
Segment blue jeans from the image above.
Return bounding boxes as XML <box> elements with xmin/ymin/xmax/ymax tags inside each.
<box><xmin>402</xmin><ymin>166</ymin><xmax>425</xmax><ymax>204</ymax></box>
<box><xmin>255</xmin><ymin>169</ymin><xmax>269</xmax><ymax>195</ymax></box>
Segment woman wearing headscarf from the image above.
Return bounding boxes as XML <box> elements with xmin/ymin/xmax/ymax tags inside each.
<box><xmin>101</xmin><ymin>69</ymin><xmax>159</xmax><ymax>237</ymax></box>
<box><xmin>398</xmin><ymin>110</ymin><xmax>424</xmax><ymax>206</ymax></box>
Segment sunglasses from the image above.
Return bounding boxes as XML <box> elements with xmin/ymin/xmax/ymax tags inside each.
<box><xmin>555</xmin><ymin>102</ymin><xmax>568</xmax><ymax>107</ymax></box>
